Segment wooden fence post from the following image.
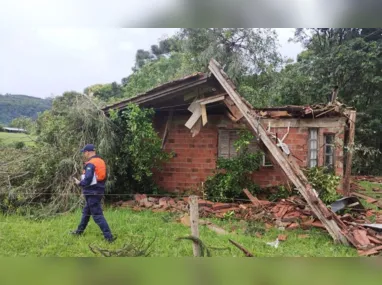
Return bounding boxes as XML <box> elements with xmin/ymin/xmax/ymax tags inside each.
<box><xmin>189</xmin><ymin>195</ymin><xmax>201</xmax><ymax>257</ymax></box>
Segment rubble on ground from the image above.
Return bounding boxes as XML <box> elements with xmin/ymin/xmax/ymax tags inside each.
<box><xmin>113</xmin><ymin>183</ymin><xmax>382</xmax><ymax>256</ymax></box>
<box><xmin>354</xmin><ymin>176</ymin><xmax>382</xmax><ymax>184</ymax></box>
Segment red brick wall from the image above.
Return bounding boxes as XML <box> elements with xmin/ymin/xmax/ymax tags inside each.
<box><xmin>153</xmin><ymin>114</ymin><xmax>218</xmax><ymax>193</ymax></box>
<box><xmin>153</xmin><ymin>113</ymin><xmax>345</xmax><ymax>192</ymax></box>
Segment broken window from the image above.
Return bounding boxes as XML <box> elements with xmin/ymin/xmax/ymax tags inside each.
<box><xmin>324</xmin><ymin>134</ymin><xmax>335</xmax><ymax>169</ymax></box>
<box><xmin>218</xmin><ymin>129</ymin><xmax>271</xmax><ymax>166</ymax></box>
<box><xmin>262</xmin><ymin>154</ymin><xmax>273</xmax><ymax>167</ymax></box>
<box><xmin>308</xmin><ymin>128</ymin><xmax>318</xmax><ymax>168</ymax></box>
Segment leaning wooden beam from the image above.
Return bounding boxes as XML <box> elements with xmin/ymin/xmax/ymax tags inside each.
<box><xmin>331</xmin><ymin>86</ymin><xmax>339</xmax><ymax>104</ymax></box>
<box><xmin>209</xmin><ymin>58</ymin><xmax>348</xmax><ymax>245</ymax></box>
<box><xmin>161</xmin><ymin>109</ymin><xmax>173</xmax><ymax>149</ymax></box>
<box><xmin>343</xmin><ymin>110</ymin><xmax>357</xmax><ymax>196</ymax></box>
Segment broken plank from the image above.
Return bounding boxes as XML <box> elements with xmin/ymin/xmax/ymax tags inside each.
<box><xmin>224</xmin><ymin>99</ymin><xmax>244</xmax><ymax>121</ymax></box>
<box><xmin>224</xmin><ymin>97</ymin><xmax>235</xmax><ymax>106</ymax></box>
<box><xmin>188</xmin><ymin>99</ymin><xmax>199</xmax><ymax>113</ymax></box>
<box><xmin>367</xmin><ymin>235</ymin><xmax>382</xmax><ymax>245</ymax></box>
<box><xmin>201</xmin><ymin>104</ymin><xmax>208</xmax><ymax>126</ymax></box>
<box><xmin>353</xmin><ymin>229</ymin><xmax>370</xmax><ymax>247</ymax></box>
<box><xmin>161</xmin><ymin>109</ymin><xmax>173</xmax><ymax>149</ymax></box>
<box><xmin>209</xmin><ymin>58</ymin><xmax>348</xmax><ymax>245</ymax></box>
<box><xmin>191</xmin><ymin>118</ymin><xmax>202</xmax><ymax>137</ymax></box>
<box><xmin>268</xmin><ymin>111</ymin><xmax>291</xmax><ymax>118</ymax></box>
<box><xmin>243</xmin><ymin>189</ymin><xmax>261</xmax><ymax>208</ymax></box>
<box><xmin>197</xmin><ymin>94</ymin><xmax>226</xmax><ymax>105</ymax></box>
<box><xmin>226</xmin><ymin>111</ymin><xmax>238</xmax><ymax>122</ymax></box>
<box><xmin>185</xmin><ymin>104</ymin><xmax>202</xmax><ymax>129</ymax></box>
<box><xmin>358</xmin><ymin>245</ymin><xmax>382</xmax><ymax>256</ymax></box>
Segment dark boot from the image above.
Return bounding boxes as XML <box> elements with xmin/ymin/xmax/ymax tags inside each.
<box><xmin>105</xmin><ymin>236</ymin><xmax>117</xmax><ymax>243</ymax></box>
<box><xmin>70</xmin><ymin>230</ymin><xmax>83</xmax><ymax>236</ymax></box>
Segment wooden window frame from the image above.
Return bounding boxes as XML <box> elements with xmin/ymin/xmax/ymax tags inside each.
<box><xmin>323</xmin><ymin>133</ymin><xmax>336</xmax><ymax>169</ymax></box>
<box><xmin>218</xmin><ymin>129</ymin><xmax>272</xmax><ymax>167</ymax></box>
<box><xmin>308</xmin><ymin>128</ymin><xmax>318</xmax><ymax>168</ymax></box>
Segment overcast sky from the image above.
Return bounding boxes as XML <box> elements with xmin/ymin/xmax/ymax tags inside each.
<box><xmin>0</xmin><ymin>28</ymin><xmax>303</xmax><ymax>99</ymax></box>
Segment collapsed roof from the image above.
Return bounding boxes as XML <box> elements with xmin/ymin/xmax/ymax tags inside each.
<box><xmin>102</xmin><ymin>59</ymin><xmax>358</xmax><ymax>246</ymax></box>
<box><xmin>102</xmin><ymin>72</ymin><xmax>354</xmax><ymax>120</ymax></box>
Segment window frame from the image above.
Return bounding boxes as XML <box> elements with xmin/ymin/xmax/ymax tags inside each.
<box><xmin>323</xmin><ymin>133</ymin><xmax>336</xmax><ymax>169</ymax></box>
<box><xmin>308</xmin><ymin>128</ymin><xmax>318</xmax><ymax>168</ymax></box>
<box><xmin>217</xmin><ymin>129</ymin><xmax>272</xmax><ymax>167</ymax></box>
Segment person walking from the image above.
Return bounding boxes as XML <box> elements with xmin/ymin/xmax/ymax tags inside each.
<box><xmin>71</xmin><ymin>144</ymin><xmax>116</xmax><ymax>243</ymax></box>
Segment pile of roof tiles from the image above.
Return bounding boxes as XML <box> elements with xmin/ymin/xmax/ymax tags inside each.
<box><xmin>113</xmin><ymin>189</ymin><xmax>382</xmax><ymax>256</ymax></box>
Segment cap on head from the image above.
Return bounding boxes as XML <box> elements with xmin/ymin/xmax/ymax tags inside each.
<box><xmin>80</xmin><ymin>144</ymin><xmax>96</xmax><ymax>153</ymax></box>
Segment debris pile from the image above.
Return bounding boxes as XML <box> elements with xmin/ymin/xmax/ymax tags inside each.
<box><xmin>114</xmin><ymin>189</ymin><xmax>382</xmax><ymax>256</ymax></box>
<box><xmin>354</xmin><ymin>176</ymin><xmax>382</xmax><ymax>184</ymax></box>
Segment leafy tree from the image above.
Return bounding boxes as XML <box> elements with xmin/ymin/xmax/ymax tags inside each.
<box><xmin>281</xmin><ymin>28</ymin><xmax>382</xmax><ymax>174</ymax></box>
<box><xmin>179</xmin><ymin>28</ymin><xmax>283</xmax><ymax>81</ymax></box>
<box><xmin>121</xmin><ymin>53</ymin><xmax>198</xmax><ymax>100</ymax></box>
<box><xmin>132</xmin><ymin>38</ymin><xmax>181</xmax><ymax>72</ymax></box>
<box><xmin>9</xmin><ymin>116</ymin><xmax>35</xmax><ymax>133</ymax></box>
<box><xmin>84</xmin><ymin>83</ymin><xmax>123</xmax><ymax>101</ymax></box>
<box><xmin>109</xmin><ymin>104</ymin><xmax>172</xmax><ymax>194</ymax></box>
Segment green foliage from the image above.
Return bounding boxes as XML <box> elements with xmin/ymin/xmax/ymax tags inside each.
<box><xmin>13</xmin><ymin>141</ymin><xmax>25</xmax><ymax>149</ymax></box>
<box><xmin>242</xmin><ymin>28</ymin><xmax>382</xmax><ymax>175</ymax></box>
<box><xmin>84</xmin><ymin>82</ymin><xmax>123</xmax><ymax>102</ymax></box>
<box><xmin>268</xmin><ymin>185</ymin><xmax>298</xmax><ymax>202</ymax></box>
<box><xmin>0</xmin><ymin>92</ymin><xmax>117</xmax><ymax>215</ymax></box>
<box><xmin>204</xmin><ymin>130</ymin><xmax>262</xmax><ymax>202</ymax></box>
<box><xmin>9</xmin><ymin>116</ymin><xmax>35</xmax><ymax>133</ymax></box>
<box><xmin>304</xmin><ymin>167</ymin><xmax>341</xmax><ymax>204</ymax></box>
<box><xmin>132</xmin><ymin>38</ymin><xmax>182</xmax><ymax>71</ymax></box>
<box><xmin>179</xmin><ymin>28</ymin><xmax>283</xmax><ymax>81</ymax></box>
<box><xmin>0</xmin><ymin>94</ymin><xmax>51</xmax><ymax>125</ymax></box>
<box><xmin>0</xmin><ymin>209</ymin><xmax>357</xmax><ymax>257</ymax></box>
<box><xmin>289</xmin><ymin>29</ymin><xmax>382</xmax><ymax>174</ymax></box>
<box><xmin>352</xmin><ymin>143</ymin><xmax>382</xmax><ymax>175</ymax></box>
<box><xmin>109</xmin><ymin>103</ymin><xmax>172</xmax><ymax>195</ymax></box>
<box><xmin>120</xmin><ymin>53</ymin><xmax>198</xmax><ymax>101</ymax></box>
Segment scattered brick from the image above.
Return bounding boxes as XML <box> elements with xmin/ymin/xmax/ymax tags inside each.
<box><xmin>278</xmin><ymin>234</ymin><xmax>288</xmax><ymax>241</ymax></box>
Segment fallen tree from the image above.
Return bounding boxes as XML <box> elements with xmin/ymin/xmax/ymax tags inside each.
<box><xmin>0</xmin><ymin>92</ymin><xmax>170</xmax><ymax>217</ymax></box>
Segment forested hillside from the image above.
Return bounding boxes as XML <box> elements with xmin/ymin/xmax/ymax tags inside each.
<box><xmin>0</xmin><ymin>94</ymin><xmax>52</xmax><ymax>124</ymax></box>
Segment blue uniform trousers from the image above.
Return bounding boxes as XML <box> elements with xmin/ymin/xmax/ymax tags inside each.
<box><xmin>76</xmin><ymin>194</ymin><xmax>112</xmax><ymax>239</ymax></box>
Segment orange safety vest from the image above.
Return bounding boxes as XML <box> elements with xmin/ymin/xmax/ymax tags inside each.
<box><xmin>83</xmin><ymin>156</ymin><xmax>107</xmax><ymax>182</ymax></box>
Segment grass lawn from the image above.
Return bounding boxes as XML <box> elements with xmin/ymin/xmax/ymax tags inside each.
<box><xmin>0</xmin><ymin>207</ymin><xmax>357</xmax><ymax>257</ymax></box>
<box><xmin>0</xmin><ymin>132</ymin><xmax>35</xmax><ymax>146</ymax></box>
<box><xmin>359</xmin><ymin>181</ymin><xmax>382</xmax><ymax>193</ymax></box>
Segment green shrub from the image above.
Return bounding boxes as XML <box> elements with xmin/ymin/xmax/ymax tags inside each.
<box><xmin>14</xmin><ymin>141</ymin><xmax>25</xmax><ymax>149</ymax></box>
<box><xmin>204</xmin><ymin>130</ymin><xmax>262</xmax><ymax>202</ymax></box>
<box><xmin>304</xmin><ymin>166</ymin><xmax>341</xmax><ymax>204</ymax></box>
<box><xmin>109</xmin><ymin>103</ymin><xmax>173</xmax><ymax>195</ymax></box>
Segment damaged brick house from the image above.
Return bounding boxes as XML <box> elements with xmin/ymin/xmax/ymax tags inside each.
<box><xmin>103</xmin><ymin>60</ymin><xmax>356</xmax><ymax>197</ymax></box>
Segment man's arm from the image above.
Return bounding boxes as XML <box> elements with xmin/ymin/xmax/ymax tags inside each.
<box><xmin>79</xmin><ymin>163</ymin><xmax>95</xmax><ymax>187</ymax></box>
